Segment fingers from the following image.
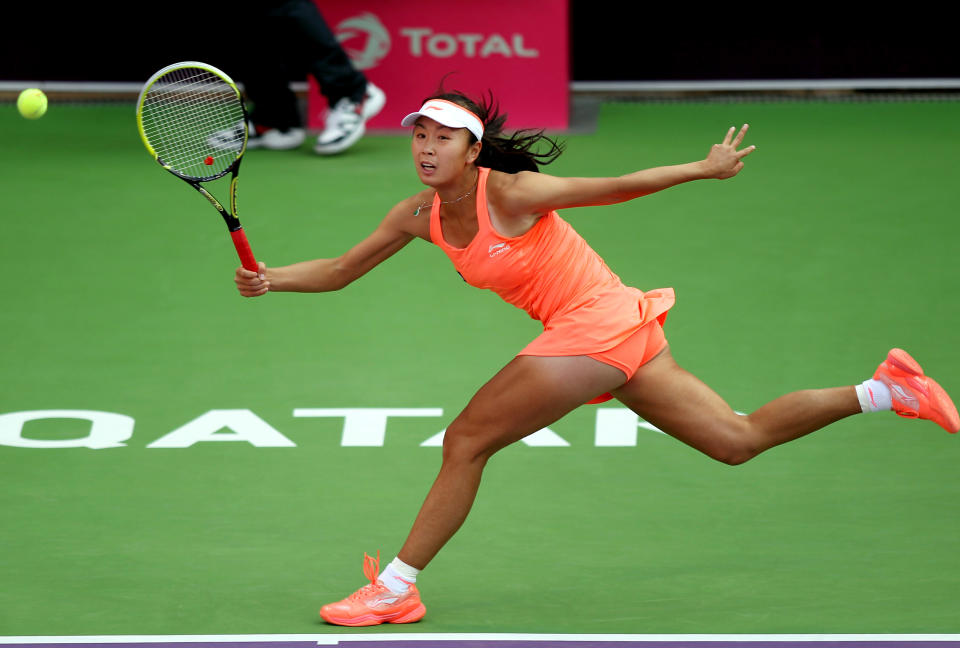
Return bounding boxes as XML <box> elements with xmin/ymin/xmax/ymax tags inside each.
<box><xmin>731</xmin><ymin>123</ymin><xmax>749</xmax><ymax>148</ymax></box>
<box><xmin>720</xmin><ymin>124</ymin><xmax>755</xmax><ymax>164</ymax></box>
<box><xmin>721</xmin><ymin>124</ymin><xmax>752</xmax><ymax>152</ymax></box>
<box><xmin>235</xmin><ymin>262</ymin><xmax>270</xmax><ymax>297</ymax></box>
<box><xmin>722</xmin><ymin>126</ymin><xmax>736</xmax><ymax>146</ymax></box>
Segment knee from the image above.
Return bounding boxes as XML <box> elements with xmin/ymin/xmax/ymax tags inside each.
<box><xmin>703</xmin><ymin>420</ymin><xmax>761</xmax><ymax>466</ymax></box>
<box><xmin>441</xmin><ymin>418</ymin><xmax>498</xmax><ymax>466</ymax></box>
<box><xmin>715</xmin><ymin>447</ymin><xmax>757</xmax><ymax>466</ymax></box>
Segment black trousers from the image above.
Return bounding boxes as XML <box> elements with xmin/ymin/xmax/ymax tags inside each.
<box><xmin>239</xmin><ymin>0</ymin><xmax>368</xmax><ymax>130</ymax></box>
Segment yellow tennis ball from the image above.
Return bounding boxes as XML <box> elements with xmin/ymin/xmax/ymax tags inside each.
<box><xmin>17</xmin><ymin>88</ymin><xmax>48</xmax><ymax>120</ymax></box>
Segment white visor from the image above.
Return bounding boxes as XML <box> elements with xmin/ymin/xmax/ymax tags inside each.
<box><xmin>401</xmin><ymin>99</ymin><xmax>484</xmax><ymax>141</ymax></box>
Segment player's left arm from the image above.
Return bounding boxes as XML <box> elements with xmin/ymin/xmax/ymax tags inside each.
<box><xmin>500</xmin><ymin>125</ymin><xmax>756</xmax><ymax>215</ymax></box>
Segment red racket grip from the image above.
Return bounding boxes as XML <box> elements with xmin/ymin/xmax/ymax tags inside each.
<box><xmin>230</xmin><ymin>228</ymin><xmax>258</xmax><ymax>272</ymax></box>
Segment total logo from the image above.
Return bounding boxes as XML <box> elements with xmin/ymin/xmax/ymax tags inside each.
<box><xmin>335</xmin><ymin>13</ymin><xmax>391</xmax><ymax>70</ymax></box>
<box><xmin>335</xmin><ymin>12</ymin><xmax>540</xmax><ymax>70</ymax></box>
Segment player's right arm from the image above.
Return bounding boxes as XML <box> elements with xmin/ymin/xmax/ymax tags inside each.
<box><xmin>234</xmin><ymin>194</ymin><xmax>431</xmax><ymax>297</ymax></box>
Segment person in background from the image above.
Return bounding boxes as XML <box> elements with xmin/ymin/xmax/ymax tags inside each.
<box><xmin>211</xmin><ymin>0</ymin><xmax>385</xmax><ymax>154</ymax></box>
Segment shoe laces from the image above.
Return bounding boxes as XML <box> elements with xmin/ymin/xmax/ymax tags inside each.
<box><xmin>326</xmin><ymin>99</ymin><xmax>362</xmax><ymax>128</ymax></box>
<box><xmin>346</xmin><ymin>550</ymin><xmax>386</xmax><ymax>601</ymax></box>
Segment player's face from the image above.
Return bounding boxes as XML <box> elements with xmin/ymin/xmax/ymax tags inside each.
<box><xmin>411</xmin><ymin>118</ymin><xmax>480</xmax><ymax>186</ymax></box>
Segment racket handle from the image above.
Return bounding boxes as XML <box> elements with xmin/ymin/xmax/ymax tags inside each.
<box><xmin>230</xmin><ymin>228</ymin><xmax>258</xmax><ymax>272</ymax></box>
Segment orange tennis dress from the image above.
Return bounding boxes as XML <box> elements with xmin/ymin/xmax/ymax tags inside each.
<box><xmin>429</xmin><ymin>167</ymin><xmax>675</xmax><ymax>401</ymax></box>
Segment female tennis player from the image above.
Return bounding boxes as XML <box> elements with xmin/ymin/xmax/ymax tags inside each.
<box><xmin>234</xmin><ymin>90</ymin><xmax>959</xmax><ymax>626</ymax></box>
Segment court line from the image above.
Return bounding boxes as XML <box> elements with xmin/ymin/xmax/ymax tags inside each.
<box><xmin>2</xmin><ymin>633</ymin><xmax>960</xmax><ymax>645</ymax></box>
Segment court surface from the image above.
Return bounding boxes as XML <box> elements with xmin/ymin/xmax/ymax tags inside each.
<box><xmin>1</xmin><ymin>97</ymin><xmax>958</xmax><ymax>640</ymax></box>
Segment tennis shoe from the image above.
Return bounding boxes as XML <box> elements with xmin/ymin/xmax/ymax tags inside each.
<box><xmin>207</xmin><ymin>121</ymin><xmax>305</xmax><ymax>151</ymax></box>
<box><xmin>319</xmin><ymin>551</ymin><xmax>426</xmax><ymax>627</ymax></box>
<box><xmin>206</xmin><ymin>120</ymin><xmax>247</xmax><ymax>152</ymax></box>
<box><xmin>247</xmin><ymin>125</ymin><xmax>305</xmax><ymax>150</ymax></box>
<box><xmin>873</xmin><ymin>348</ymin><xmax>959</xmax><ymax>433</ymax></box>
<box><xmin>314</xmin><ymin>82</ymin><xmax>386</xmax><ymax>155</ymax></box>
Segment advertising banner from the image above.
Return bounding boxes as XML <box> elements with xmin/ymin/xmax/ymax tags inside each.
<box><xmin>308</xmin><ymin>0</ymin><xmax>569</xmax><ymax>132</ymax></box>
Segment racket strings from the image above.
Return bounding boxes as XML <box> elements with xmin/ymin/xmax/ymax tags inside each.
<box><xmin>140</xmin><ymin>68</ymin><xmax>245</xmax><ymax>180</ymax></box>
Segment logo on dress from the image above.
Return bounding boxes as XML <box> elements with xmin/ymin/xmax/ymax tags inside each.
<box><xmin>488</xmin><ymin>242</ymin><xmax>512</xmax><ymax>258</ymax></box>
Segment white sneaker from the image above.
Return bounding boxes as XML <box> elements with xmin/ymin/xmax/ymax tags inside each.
<box><xmin>248</xmin><ymin>127</ymin><xmax>305</xmax><ymax>150</ymax></box>
<box><xmin>207</xmin><ymin>121</ymin><xmax>305</xmax><ymax>151</ymax></box>
<box><xmin>206</xmin><ymin>120</ymin><xmax>247</xmax><ymax>152</ymax></box>
<box><xmin>314</xmin><ymin>82</ymin><xmax>386</xmax><ymax>155</ymax></box>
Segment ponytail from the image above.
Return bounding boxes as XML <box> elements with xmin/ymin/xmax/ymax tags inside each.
<box><xmin>423</xmin><ymin>87</ymin><xmax>564</xmax><ymax>173</ymax></box>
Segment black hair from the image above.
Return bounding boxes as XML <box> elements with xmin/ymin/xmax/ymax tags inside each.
<box><xmin>422</xmin><ymin>86</ymin><xmax>565</xmax><ymax>174</ymax></box>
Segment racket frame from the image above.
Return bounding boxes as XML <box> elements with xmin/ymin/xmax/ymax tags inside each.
<box><xmin>136</xmin><ymin>61</ymin><xmax>257</xmax><ymax>272</ymax></box>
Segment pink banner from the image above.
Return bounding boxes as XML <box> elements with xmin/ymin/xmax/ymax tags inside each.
<box><xmin>308</xmin><ymin>0</ymin><xmax>569</xmax><ymax>132</ymax></box>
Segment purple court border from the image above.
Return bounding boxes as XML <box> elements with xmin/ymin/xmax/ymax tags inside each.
<box><xmin>0</xmin><ymin>645</ymin><xmax>316</xmax><ymax>648</ymax></box>
<box><xmin>349</xmin><ymin>643</ymin><xmax>960</xmax><ymax>648</ymax></box>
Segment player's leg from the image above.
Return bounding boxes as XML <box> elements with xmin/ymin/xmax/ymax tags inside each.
<box><xmin>613</xmin><ymin>345</ymin><xmax>959</xmax><ymax>463</ymax></box>
<box><xmin>398</xmin><ymin>354</ymin><xmax>626</xmax><ymax>567</ymax></box>
<box><xmin>611</xmin><ymin>347</ymin><xmax>862</xmax><ymax>464</ymax></box>
<box><xmin>319</xmin><ymin>354</ymin><xmax>626</xmax><ymax>626</ymax></box>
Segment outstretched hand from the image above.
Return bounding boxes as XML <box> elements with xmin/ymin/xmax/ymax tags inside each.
<box><xmin>703</xmin><ymin>124</ymin><xmax>756</xmax><ymax>179</ymax></box>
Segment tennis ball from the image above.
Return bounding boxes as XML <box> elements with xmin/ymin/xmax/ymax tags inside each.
<box><xmin>17</xmin><ymin>88</ymin><xmax>48</xmax><ymax>120</ymax></box>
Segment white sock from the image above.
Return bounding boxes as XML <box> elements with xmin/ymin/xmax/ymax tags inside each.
<box><xmin>856</xmin><ymin>379</ymin><xmax>892</xmax><ymax>413</ymax></box>
<box><xmin>379</xmin><ymin>557</ymin><xmax>419</xmax><ymax>594</ymax></box>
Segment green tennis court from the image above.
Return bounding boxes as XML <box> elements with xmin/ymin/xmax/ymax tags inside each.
<box><xmin>1</xmin><ymin>97</ymin><xmax>958</xmax><ymax>638</ymax></box>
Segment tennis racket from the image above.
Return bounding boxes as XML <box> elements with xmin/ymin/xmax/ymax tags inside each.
<box><xmin>136</xmin><ymin>61</ymin><xmax>257</xmax><ymax>272</ymax></box>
